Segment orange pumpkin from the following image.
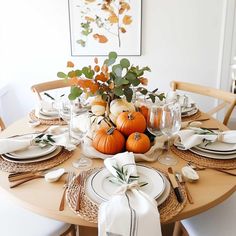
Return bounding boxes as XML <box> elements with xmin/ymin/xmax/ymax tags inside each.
<box><xmin>126</xmin><ymin>132</ymin><xmax>151</xmax><ymax>153</ymax></box>
<box><xmin>139</xmin><ymin>105</ymin><xmax>149</xmax><ymax>121</ymax></box>
<box><xmin>116</xmin><ymin>111</ymin><xmax>146</xmax><ymax>136</ymax></box>
<box><xmin>92</xmin><ymin>127</ymin><xmax>125</xmax><ymax>154</ymax></box>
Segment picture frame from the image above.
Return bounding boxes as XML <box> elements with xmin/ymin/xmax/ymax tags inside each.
<box><xmin>68</xmin><ymin>0</ymin><xmax>142</xmax><ymax>56</ymax></box>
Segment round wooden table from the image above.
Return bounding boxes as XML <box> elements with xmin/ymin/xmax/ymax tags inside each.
<box><xmin>0</xmin><ymin>116</ymin><xmax>235</xmax><ymax>227</ymax></box>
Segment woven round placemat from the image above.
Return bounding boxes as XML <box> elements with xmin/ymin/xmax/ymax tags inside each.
<box><xmin>0</xmin><ymin>149</ymin><xmax>73</xmax><ymax>173</ymax></box>
<box><xmin>181</xmin><ymin>110</ymin><xmax>201</xmax><ymax>122</ymax></box>
<box><xmin>66</xmin><ymin>168</ymin><xmax>187</xmax><ymax>224</ymax></box>
<box><xmin>29</xmin><ymin>110</ymin><xmax>66</xmax><ymax>125</ymax></box>
<box><xmin>171</xmin><ymin>146</ymin><xmax>236</xmax><ymax>170</ymax></box>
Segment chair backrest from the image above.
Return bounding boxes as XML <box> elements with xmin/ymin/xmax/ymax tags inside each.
<box><xmin>170</xmin><ymin>81</ymin><xmax>236</xmax><ymax>125</ymax></box>
<box><xmin>31</xmin><ymin>79</ymin><xmax>74</xmax><ymax>100</ymax></box>
<box><xmin>0</xmin><ymin>117</ymin><xmax>5</xmax><ymax>131</ymax></box>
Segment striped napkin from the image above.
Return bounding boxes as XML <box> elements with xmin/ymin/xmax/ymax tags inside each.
<box><xmin>98</xmin><ymin>152</ymin><xmax>162</xmax><ymax>236</ymax></box>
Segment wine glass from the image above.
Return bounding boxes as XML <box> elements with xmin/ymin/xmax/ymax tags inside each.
<box><xmin>147</xmin><ymin>104</ymin><xmax>163</xmax><ymax>137</ymax></box>
<box><xmin>158</xmin><ymin>101</ymin><xmax>181</xmax><ymax>165</ymax></box>
<box><xmin>70</xmin><ymin>98</ymin><xmax>93</xmax><ymax>169</ymax></box>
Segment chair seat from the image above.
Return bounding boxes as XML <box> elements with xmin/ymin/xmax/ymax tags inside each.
<box><xmin>182</xmin><ymin>192</ymin><xmax>236</xmax><ymax>236</ymax></box>
<box><xmin>0</xmin><ymin>193</ymin><xmax>71</xmax><ymax>236</ymax></box>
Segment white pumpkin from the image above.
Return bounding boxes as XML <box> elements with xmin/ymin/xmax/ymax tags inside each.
<box><xmin>91</xmin><ymin>96</ymin><xmax>107</xmax><ymax>116</ymax></box>
<box><xmin>89</xmin><ymin>115</ymin><xmax>110</xmax><ymax>138</ymax></box>
<box><xmin>109</xmin><ymin>98</ymin><xmax>135</xmax><ymax>124</ymax></box>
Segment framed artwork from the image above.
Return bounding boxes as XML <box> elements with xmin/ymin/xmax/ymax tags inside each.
<box><xmin>68</xmin><ymin>0</ymin><xmax>142</xmax><ymax>56</ymax></box>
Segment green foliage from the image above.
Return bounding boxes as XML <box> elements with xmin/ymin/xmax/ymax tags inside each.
<box><xmin>57</xmin><ymin>51</ymin><xmax>165</xmax><ymax>103</ymax></box>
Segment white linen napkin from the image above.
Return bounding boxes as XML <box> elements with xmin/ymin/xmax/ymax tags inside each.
<box><xmin>98</xmin><ymin>152</ymin><xmax>162</xmax><ymax>236</ymax></box>
<box><xmin>177</xmin><ymin>128</ymin><xmax>236</xmax><ymax>150</ymax></box>
<box><xmin>0</xmin><ymin>126</ymin><xmax>76</xmax><ymax>154</ymax></box>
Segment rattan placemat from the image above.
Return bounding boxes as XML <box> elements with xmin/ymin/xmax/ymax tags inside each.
<box><xmin>181</xmin><ymin>110</ymin><xmax>201</xmax><ymax>121</ymax></box>
<box><xmin>0</xmin><ymin>149</ymin><xmax>73</xmax><ymax>173</ymax></box>
<box><xmin>29</xmin><ymin>110</ymin><xmax>66</xmax><ymax>125</ymax></box>
<box><xmin>171</xmin><ymin>146</ymin><xmax>236</xmax><ymax>170</ymax></box>
<box><xmin>66</xmin><ymin>168</ymin><xmax>187</xmax><ymax>224</ymax></box>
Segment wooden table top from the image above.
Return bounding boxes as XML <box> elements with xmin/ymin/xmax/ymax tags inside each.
<box><xmin>0</xmin><ymin>115</ymin><xmax>235</xmax><ymax>227</ymax></box>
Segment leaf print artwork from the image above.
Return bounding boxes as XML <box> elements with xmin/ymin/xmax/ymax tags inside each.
<box><xmin>69</xmin><ymin>0</ymin><xmax>141</xmax><ymax>55</ymax></box>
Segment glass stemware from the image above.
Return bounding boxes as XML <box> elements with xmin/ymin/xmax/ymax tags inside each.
<box><xmin>147</xmin><ymin>104</ymin><xmax>163</xmax><ymax>137</ymax></box>
<box><xmin>159</xmin><ymin>101</ymin><xmax>181</xmax><ymax>166</ymax></box>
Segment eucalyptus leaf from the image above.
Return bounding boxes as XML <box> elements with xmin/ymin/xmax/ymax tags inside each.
<box><xmin>57</xmin><ymin>72</ymin><xmax>67</xmax><ymax>79</ymax></box>
<box><xmin>114</xmin><ymin>86</ymin><xmax>124</xmax><ymax>96</ymax></box>
<box><xmin>109</xmin><ymin>51</ymin><xmax>117</xmax><ymax>59</ymax></box>
<box><xmin>124</xmin><ymin>87</ymin><xmax>133</xmax><ymax>102</ymax></box>
<box><xmin>120</xmin><ymin>58</ymin><xmax>130</xmax><ymax>68</ymax></box>
<box><xmin>112</xmin><ymin>64</ymin><xmax>123</xmax><ymax>77</ymax></box>
<box><xmin>69</xmin><ymin>86</ymin><xmax>83</xmax><ymax>100</ymax></box>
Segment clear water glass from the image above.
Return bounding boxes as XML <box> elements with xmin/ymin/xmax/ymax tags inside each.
<box><xmin>147</xmin><ymin>105</ymin><xmax>163</xmax><ymax>137</ymax></box>
<box><xmin>159</xmin><ymin>101</ymin><xmax>181</xmax><ymax>166</ymax></box>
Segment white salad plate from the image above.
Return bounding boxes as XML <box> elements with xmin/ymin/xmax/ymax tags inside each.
<box><xmin>190</xmin><ymin>147</ymin><xmax>236</xmax><ymax>160</ymax></box>
<box><xmin>195</xmin><ymin>141</ymin><xmax>236</xmax><ymax>153</ymax></box>
<box><xmin>8</xmin><ymin>144</ymin><xmax>57</xmax><ymax>159</ymax></box>
<box><xmin>2</xmin><ymin>146</ymin><xmax>62</xmax><ymax>164</ymax></box>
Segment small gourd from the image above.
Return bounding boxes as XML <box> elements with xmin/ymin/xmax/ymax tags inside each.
<box><xmin>116</xmin><ymin>111</ymin><xmax>146</xmax><ymax>136</ymax></box>
<box><xmin>92</xmin><ymin>127</ymin><xmax>125</xmax><ymax>154</ymax></box>
<box><xmin>91</xmin><ymin>96</ymin><xmax>107</xmax><ymax>116</ymax></box>
<box><xmin>126</xmin><ymin>132</ymin><xmax>151</xmax><ymax>153</ymax></box>
<box><xmin>109</xmin><ymin>99</ymin><xmax>135</xmax><ymax>124</ymax></box>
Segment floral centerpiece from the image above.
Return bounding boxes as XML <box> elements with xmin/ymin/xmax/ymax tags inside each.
<box><xmin>57</xmin><ymin>51</ymin><xmax>164</xmax><ymax>156</ymax></box>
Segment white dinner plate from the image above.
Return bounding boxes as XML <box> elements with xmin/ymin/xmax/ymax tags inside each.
<box><xmin>85</xmin><ymin>167</ymin><xmax>170</xmax><ymax>206</ymax></box>
<box><xmin>2</xmin><ymin>146</ymin><xmax>63</xmax><ymax>164</ymax></box>
<box><xmin>35</xmin><ymin>108</ymin><xmax>60</xmax><ymax>120</ymax></box>
<box><xmin>39</xmin><ymin>108</ymin><xmax>59</xmax><ymax>117</ymax></box>
<box><xmin>8</xmin><ymin>144</ymin><xmax>57</xmax><ymax>159</ymax></box>
<box><xmin>190</xmin><ymin>147</ymin><xmax>236</xmax><ymax>160</ymax></box>
<box><xmin>90</xmin><ymin>165</ymin><xmax>165</xmax><ymax>202</ymax></box>
<box><xmin>181</xmin><ymin>103</ymin><xmax>196</xmax><ymax>113</ymax></box>
<box><xmin>181</xmin><ymin>108</ymin><xmax>198</xmax><ymax>118</ymax></box>
<box><xmin>196</xmin><ymin>141</ymin><xmax>236</xmax><ymax>153</ymax></box>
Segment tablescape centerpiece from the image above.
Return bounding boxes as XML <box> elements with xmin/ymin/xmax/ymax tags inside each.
<box><xmin>57</xmin><ymin>51</ymin><xmax>165</xmax><ymax>158</ymax></box>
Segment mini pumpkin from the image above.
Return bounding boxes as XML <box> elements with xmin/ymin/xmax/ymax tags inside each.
<box><xmin>91</xmin><ymin>96</ymin><xmax>107</xmax><ymax>116</ymax></box>
<box><xmin>126</xmin><ymin>132</ymin><xmax>151</xmax><ymax>153</ymax></box>
<box><xmin>92</xmin><ymin>127</ymin><xmax>125</xmax><ymax>154</ymax></box>
<box><xmin>116</xmin><ymin>111</ymin><xmax>146</xmax><ymax>136</ymax></box>
<box><xmin>109</xmin><ymin>99</ymin><xmax>135</xmax><ymax>124</ymax></box>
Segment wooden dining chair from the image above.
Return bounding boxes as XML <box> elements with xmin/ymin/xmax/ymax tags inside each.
<box><xmin>0</xmin><ymin>117</ymin><xmax>5</xmax><ymax>131</ymax></box>
<box><xmin>170</xmin><ymin>81</ymin><xmax>236</xmax><ymax>126</ymax></box>
<box><xmin>173</xmin><ymin>192</ymin><xmax>236</xmax><ymax>236</ymax></box>
<box><xmin>31</xmin><ymin>79</ymin><xmax>74</xmax><ymax>100</ymax></box>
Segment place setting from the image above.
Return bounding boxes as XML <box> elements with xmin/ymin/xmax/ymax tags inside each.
<box><xmin>66</xmin><ymin>152</ymin><xmax>187</xmax><ymax>225</ymax></box>
<box><xmin>172</xmin><ymin>127</ymin><xmax>236</xmax><ymax>170</ymax></box>
<box><xmin>0</xmin><ymin>127</ymin><xmax>76</xmax><ymax>173</ymax></box>
<box><xmin>29</xmin><ymin>97</ymin><xmax>67</xmax><ymax>125</ymax></box>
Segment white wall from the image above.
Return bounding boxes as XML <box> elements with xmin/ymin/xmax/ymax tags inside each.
<box><xmin>0</xmin><ymin>0</ymin><xmax>225</xmax><ymax>125</ymax></box>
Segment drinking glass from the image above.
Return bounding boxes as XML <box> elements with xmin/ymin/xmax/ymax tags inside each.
<box><xmin>159</xmin><ymin>101</ymin><xmax>181</xmax><ymax>165</ymax></box>
<box><xmin>70</xmin><ymin>98</ymin><xmax>93</xmax><ymax>169</ymax></box>
<box><xmin>147</xmin><ymin>105</ymin><xmax>163</xmax><ymax>137</ymax></box>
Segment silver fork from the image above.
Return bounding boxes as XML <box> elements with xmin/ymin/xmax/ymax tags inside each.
<box><xmin>59</xmin><ymin>171</ymin><xmax>75</xmax><ymax>211</ymax></box>
<box><xmin>75</xmin><ymin>171</ymin><xmax>88</xmax><ymax>211</ymax></box>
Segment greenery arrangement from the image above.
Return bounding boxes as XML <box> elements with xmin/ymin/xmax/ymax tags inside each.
<box><xmin>57</xmin><ymin>51</ymin><xmax>164</xmax><ymax>103</ymax></box>
<box><xmin>33</xmin><ymin>134</ymin><xmax>55</xmax><ymax>147</ymax></box>
<box><xmin>108</xmin><ymin>165</ymin><xmax>148</xmax><ymax>188</ymax></box>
